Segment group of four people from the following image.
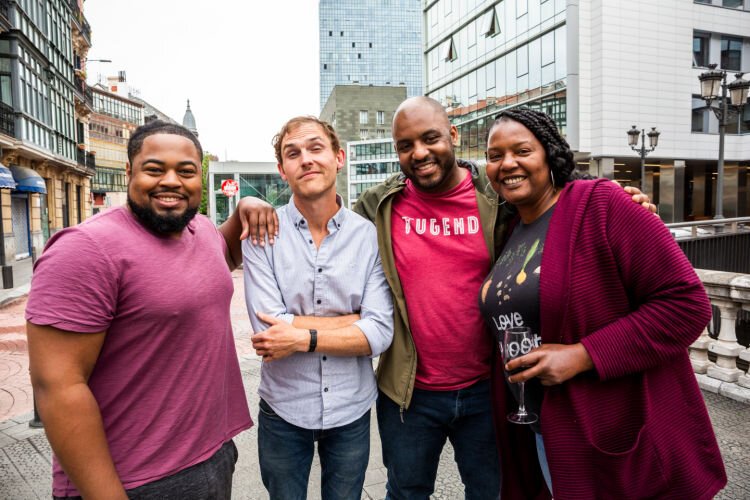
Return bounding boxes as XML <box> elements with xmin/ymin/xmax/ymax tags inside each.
<box><xmin>26</xmin><ymin>96</ymin><xmax>725</xmax><ymax>500</ymax></box>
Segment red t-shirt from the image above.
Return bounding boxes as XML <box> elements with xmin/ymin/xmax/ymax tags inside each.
<box><xmin>391</xmin><ymin>172</ymin><xmax>493</xmax><ymax>390</ymax></box>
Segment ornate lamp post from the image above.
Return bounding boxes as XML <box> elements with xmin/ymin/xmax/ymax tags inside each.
<box><xmin>697</xmin><ymin>64</ymin><xmax>750</xmax><ymax>219</ymax></box>
<box><xmin>626</xmin><ymin>125</ymin><xmax>660</xmax><ymax>195</ymax></box>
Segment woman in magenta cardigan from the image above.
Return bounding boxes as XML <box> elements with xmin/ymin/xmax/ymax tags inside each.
<box><xmin>479</xmin><ymin>108</ymin><xmax>726</xmax><ymax>500</ymax></box>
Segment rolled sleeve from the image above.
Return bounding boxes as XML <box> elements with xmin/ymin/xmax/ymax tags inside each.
<box><xmin>242</xmin><ymin>239</ymin><xmax>293</xmax><ymax>334</ymax></box>
<box><xmin>355</xmin><ymin>254</ymin><xmax>394</xmax><ymax>358</ymax></box>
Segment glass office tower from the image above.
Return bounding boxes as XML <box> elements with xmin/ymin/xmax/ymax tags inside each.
<box><xmin>424</xmin><ymin>0</ymin><xmax>568</xmax><ymax>161</ymax></box>
<box><xmin>319</xmin><ymin>0</ymin><xmax>423</xmax><ymax>110</ymax></box>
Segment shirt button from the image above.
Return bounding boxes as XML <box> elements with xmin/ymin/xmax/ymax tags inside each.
<box><xmin>309</xmin><ymin>239</ymin><xmax>313</xmax><ymax>244</ymax></box>
<box><xmin>323</xmin><ymin>356</ymin><xmax>327</xmax><ymax>361</ymax></box>
<box><xmin>316</xmin><ymin>299</ymin><xmax>322</xmax><ymax>304</ymax></box>
<box><xmin>318</xmin><ymin>268</ymin><xmax>323</xmax><ymax>273</ymax></box>
<box><xmin>324</xmin><ymin>387</ymin><xmax>329</xmax><ymax>392</ymax></box>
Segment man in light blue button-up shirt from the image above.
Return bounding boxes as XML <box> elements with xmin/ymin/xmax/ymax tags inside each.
<box><xmin>242</xmin><ymin>116</ymin><xmax>393</xmax><ymax>500</ymax></box>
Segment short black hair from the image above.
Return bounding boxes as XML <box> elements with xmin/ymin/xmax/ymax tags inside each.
<box><xmin>127</xmin><ymin>120</ymin><xmax>203</xmax><ymax>164</ymax></box>
<box><xmin>491</xmin><ymin>107</ymin><xmax>575</xmax><ymax>188</ymax></box>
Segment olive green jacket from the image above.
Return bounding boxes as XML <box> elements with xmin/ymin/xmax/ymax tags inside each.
<box><xmin>353</xmin><ymin>160</ymin><xmax>512</xmax><ymax>411</ymax></box>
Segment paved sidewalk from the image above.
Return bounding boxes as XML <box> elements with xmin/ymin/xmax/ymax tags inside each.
<box><xmin>1</xmin><ymin>271</ymin><xmax>749</xmax><ymax>499</ymax></box>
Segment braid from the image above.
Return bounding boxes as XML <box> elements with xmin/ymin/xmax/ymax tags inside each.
<box><xmin>492</xmin><ymin>107</ymin><xmax>575</xmax><ymax>187</ymax></box>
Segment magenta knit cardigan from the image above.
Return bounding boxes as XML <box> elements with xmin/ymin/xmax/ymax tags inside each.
<box><xmin>493</xmin><ymin>179</ymin><xmax>726</xmax><ymax>500</ymax></box>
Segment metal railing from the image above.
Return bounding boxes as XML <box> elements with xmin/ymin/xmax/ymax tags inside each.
<box><xmin>85</xmin><ymin>151</ymin><xmax>95</xmax><ymax>170</ymax></box>
<box><xmin>666</xmin><ymin>218</ymin><xmax>750</xmax><ymax>274</ymax></box>
<box><xmin>0</xmin><ymin>101</ymin><xmax>14</xmax><ymax>137</ymax></box>
<box><xmin>691</xmin><ymin>269</ymin><xmax>750</xmax><ymax>402</ymax></box>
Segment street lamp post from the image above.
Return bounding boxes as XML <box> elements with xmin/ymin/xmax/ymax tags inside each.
<box><xmin>626</xmin><ymin>125</ymin><xmax>660</xmax><ymax>195</ymax></box>
<box><xmin>697</xmin><ymin>64</ymin><xmax>750</xmax><ymax>220</ymax></box>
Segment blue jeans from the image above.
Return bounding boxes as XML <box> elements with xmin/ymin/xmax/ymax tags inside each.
<box><xmin>53</xmin><ymin>440</ymin><xmax>238</xmax><ymax>500</ymax></box>
<box><xmin>535</xmin><ymin>433</ymin><xmax>553</xmax><ymax>494</ymax></box>
<box><xmin>258</xmin><ymin>398</ymin><xmax>370</xmax><ymax>500</ymax></box>
<box><xmin>376</xmin><ymin>379</ymin><xmax>500</xmax><ymax>500</ymax></box>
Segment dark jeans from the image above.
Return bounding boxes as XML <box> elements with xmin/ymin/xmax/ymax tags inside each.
<box><xmin>53</xmin><ymin>440</ymin><xmax>238</xmax><ymax>500</ymax></box>
<box><xmin>376</xmin><ymin>379</ymin><xmax>500</xmax><ymax>500</ymax></box>
<box><xmin>257</xmin><ymin>398</ymin><xmax>370</xmax><ymax>500</ymax></box>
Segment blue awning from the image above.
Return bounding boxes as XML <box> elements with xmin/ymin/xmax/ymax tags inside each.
<box><xmin>0</xmin><ymin>164</ymin><xmax>16</xmax><ymax>189</ymax></box>
<box><xmin>10</xmin><ymin>166</ymin><xmax>46</xmax><ymax>194</ymax></box>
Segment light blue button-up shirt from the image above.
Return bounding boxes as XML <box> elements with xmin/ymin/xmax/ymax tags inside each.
<box><xmin>242</xmin><ymin>196</ymin><xmax>393</xmax><ymax>430</ymax></box>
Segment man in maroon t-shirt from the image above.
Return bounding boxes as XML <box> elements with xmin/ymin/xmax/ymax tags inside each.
<box><xmin>361</xmin><ymin>96</ymin><xmax>503</xmax><ymax>499</ymax></box>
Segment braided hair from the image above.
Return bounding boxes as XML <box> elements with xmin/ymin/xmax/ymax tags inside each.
<box><xmin>491</xmin><ymin>107</ymin><xmax>575</xmax><ymax>188</ymax></box>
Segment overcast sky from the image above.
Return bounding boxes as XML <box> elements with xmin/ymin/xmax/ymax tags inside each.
<box><xmin>85</xmin><ymin>1</ymin><xmax>320</xmax><ymax>162</ymax></box>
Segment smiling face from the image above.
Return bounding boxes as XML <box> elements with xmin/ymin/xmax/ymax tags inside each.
<box><xmin>277</xmin><ymin>121</ymin><xmax>343</xmax><ymax>201</ymax></box>
<box><xmin>126</xmin><ymin>133</ymin><xmax>202</xmax><ymax>237</ymax></box>
<box><xmin>392</xmin><ymin>98</ymin><xmax>464</xmax><ymax>194</ymax></box>
<box><xmin>485</xmin><ymin>118</ymin><xmax>558</xmax><ymax>221</ymax></box>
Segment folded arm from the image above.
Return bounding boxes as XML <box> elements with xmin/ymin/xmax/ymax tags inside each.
<box><xmin>27</xmin><ymin>322</ymin><xmax>127</xmax><ymax>499</ymax></box>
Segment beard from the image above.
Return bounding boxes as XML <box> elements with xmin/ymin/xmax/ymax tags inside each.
<box><xmin>127</xmin><ymin>195</ymin><xmax>198</xmax><ymax>235</ymax></box>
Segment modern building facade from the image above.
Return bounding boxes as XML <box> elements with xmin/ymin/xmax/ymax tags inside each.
<box><xmin>319</xmin><ymin>0</ymin><xmax>423</xmax><ymax>110</ymax></box>
<box><xmin>89</xmin><ymin>83</ymin><xmax>144</xmax><ymax>213</ymax></box>
<box><xmin>425</xmin><ymin>0</ymin><xmax>750</xmax><ymax>221</ymax></box>
<box><xmin>347</xmin><ymin>138</ymin><xmax>401</xmax><ymax>208</ymax></box>
<box><xmin>320</xmin><ymin>84</ymin><xmax>406</xmax><ymax>204</ymax></box>
<box><xmin>0</xmin><ymin>0</ymin><xmax>95</xmax><ymax>284</ymax></box>
<box><xmin>208</xmin><ymin>161</ymin><xmax>289</xmax><ymax>226</ymax></box>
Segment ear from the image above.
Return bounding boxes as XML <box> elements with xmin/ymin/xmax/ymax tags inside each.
<box><xmin>277</xmin><ymin>162</ymin><xmax>288</xmax><ymax>182</ymax></box>
<box><xmin>449</xmin><ymin>124</ymin><xmax>459</xmax><ymax>146</ymax></box>
<box><xmin>336</xmin><ymin>148</ymin><xmax>345</xmax><ymax>173</ymax></box>
<box><xmin>125</xmin><ymin>162</ymin><xmax>132</xmax><ymax>178</ymax></box>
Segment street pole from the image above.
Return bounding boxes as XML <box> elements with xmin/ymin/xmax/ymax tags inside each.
<box><xmin>715</xmin><ymin>82</ymin><xmax>727</xmax><ymax>220</ymax></box>
<box><xmin>639</xmin><ymin>129</ymin><xmax>646</xmax><ymax>194</ymax></box>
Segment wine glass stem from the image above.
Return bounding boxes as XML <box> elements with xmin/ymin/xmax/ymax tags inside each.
<box><xmin>517</xmin><ymin>381</ymin><xmax>528</xmax><ymax>417</ymax></box>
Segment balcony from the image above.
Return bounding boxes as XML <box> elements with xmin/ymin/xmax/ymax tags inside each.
<box><xmin>0</xmin><ymin>0</ymin><xmax>11</xmax><ymax>32</ymax></box>
<box><xmin>76</xmin><ymin>149</ymin><xmax>96</xmax><ymax>177</ymax></box>
<box><xmin>73</xmin><ymin>74</ymin><xmax>93</xmax><ymax>113</ymax></box>
<box><xmin>68</xmin><ymin>0</ymin><xmax>91</xmax><ymax>47</ymax></box>
<box><xmin>0</xmin><ymin>101</ymin><xmax>14</xmax><ymax>138</ymax></box>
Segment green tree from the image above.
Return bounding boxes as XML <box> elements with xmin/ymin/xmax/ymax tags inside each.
<box><xmin>199</xmin><ymin>152</ymin><xmax>216</xmax><ymax>215</ymax></box>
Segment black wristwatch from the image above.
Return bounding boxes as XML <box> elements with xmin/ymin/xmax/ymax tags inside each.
<box><xmin>308</xmin><ymin>329</ymin><xmax>318</xmax><ymax>352</ymax></box>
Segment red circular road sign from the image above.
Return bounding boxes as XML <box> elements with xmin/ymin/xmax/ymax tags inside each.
<box><xmin>221</xmin><ymin>179</ymin><xmax>239</xmax><ymax>197</ymax></box>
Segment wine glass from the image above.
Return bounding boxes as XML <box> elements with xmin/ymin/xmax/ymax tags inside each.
<box><xmin>502</xmin><ymin>326</ymin><xmax>538</xmax><ymax>425</ymax></box>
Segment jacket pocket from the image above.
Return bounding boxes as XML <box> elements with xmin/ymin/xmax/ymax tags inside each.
<box><xmin>590</xmin><ymin>423</ymin><xmax>668</xmax><ymax>500</ymax></box>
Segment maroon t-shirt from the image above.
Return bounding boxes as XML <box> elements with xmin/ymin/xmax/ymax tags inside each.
<box><xmin>391</xmin><ymin>172</ymin><xmax>493</xmax><ymax>390</ymax></box>
<box><xmin>26</xmin><ymin>207</ymin><xmax>252</xmax><ymax>496</ymax></box>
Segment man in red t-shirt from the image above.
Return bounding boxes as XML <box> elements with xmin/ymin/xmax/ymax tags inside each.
<box><xmin>355</xmin><ymin>96</ymin><xmax>503</xmax><ymax>499</ymax></box>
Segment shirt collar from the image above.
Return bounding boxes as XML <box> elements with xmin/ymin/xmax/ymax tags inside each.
<box><xmin>287</xmin><ymin>194</ymin><xmax>347</xmax><ymax>232</ymax></box>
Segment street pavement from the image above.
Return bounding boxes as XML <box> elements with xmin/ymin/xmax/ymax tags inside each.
<box><xmin>1</xmin><ymin>270</ymin><xmax>749</xmax><ymax>499</ymax></box>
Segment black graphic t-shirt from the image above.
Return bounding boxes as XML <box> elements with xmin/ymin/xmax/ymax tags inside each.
<box><xmin>479</xmin><ymin>204</ymin><xmax>555</xmax><ymax>433</ymax></box>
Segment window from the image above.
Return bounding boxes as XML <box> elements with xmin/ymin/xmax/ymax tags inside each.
<box><xmin>369</xmin><ymin>42</ymin><xmax>372</xmax><ymax>48</ymax></box>
<box><xmin>480</xmin><ymin>8</ymin><xmax>500</xmax><ymax>37</ymax></box>
<box><xmin>352</xmin><ymin>42</ymin><xmax>356</xmax><ymax>48</ymax></box>
<box><xmin>443</xmin><ymin>37</ymin><xmax>457</xmax><ymax>62</ymax></box>
<box><xmin>721</xmin><ymin>36</ymin><xmax>742</xmax><ymax>71</ymax></box>
<box><xmin>517</xmin><ymin>0</ymin><xmax>528</xmax><ymax>17</ymax></box>
<box><xmin>359</xmin><ymin>110</ymin><xmax>368</xmax><ymax>124</ymax></box>
<box><xmin>323</xmin><ymin>64</ymin><xmax>328</xmax><ymax>70</ymax></box>
<box><xmin>691</xmin><ymin>96</ymin><xmax>709</xmax><ymax>133</ymax></box>
<box><xmin>376</xmin><ymin>129</ymin><xmax>385</xmax><ymax>139</ymax></box>
<box><xmin>328</xmin><ymin>31</ymin><xmax>332</xmax><ymax>36</ymax></box>
<box><xmin>377</xmin><ymin>111</ymin><xmax>385</xmax><ymax>125</ymax></box>
<box><xmin>360</xmin><ymin>129</ymin><xmax>369</xmax><ymax>140</ymax></box>
<box><xmin>693</xmin><ymin>31</ymin><xmax>710</xmax><ymax>68</ymax></box>
<box><xmin>722</xmin><ymin>0</ymin><xmax>743</xmax><ymax>7</ymax></box>
<box><xmin>358</xmin><ymin>53</ymin><xmax>361</xmax><ymax>59</ymax></box>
